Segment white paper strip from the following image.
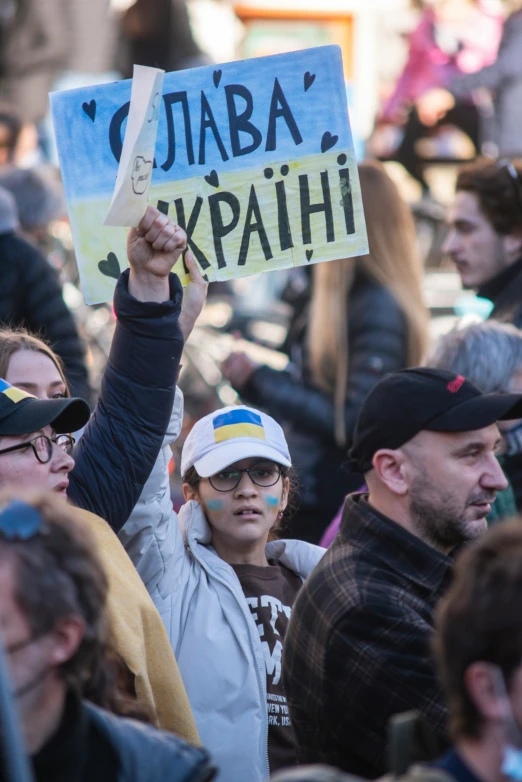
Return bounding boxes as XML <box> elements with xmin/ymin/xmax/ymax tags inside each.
<box><xmin>104</xmin><ymin>64</ymin><xmax>165</xmax><ymax>227</ymax></box>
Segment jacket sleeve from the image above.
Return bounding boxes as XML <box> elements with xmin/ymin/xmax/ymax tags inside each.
<box><xmin>241</xmin><ymin>286</ymin><xmax>408</xmax><ymax>443</ymax></box>
<box><xmin>117</xmin><ymin>386</ymin><xmax>188</xmax><ymax>595</ymax></box>
<box><xmin>19</xmin><ymin>240</ymin><xmax>91</xmax><ymax>404</ymax></box>
<box><xmin>449</xmin><ymin>15</ymin><xmax>522</xmax><ymax>96</ymax></box>
<box><xmin>323</xmin><ymin>600</ymin><xmax>447</xmax><ymax>776</ymax></box>
<box><xmin>67</xmin><ymin>269</ymin><xmax>184</xmax><ymax>533</ymax></box>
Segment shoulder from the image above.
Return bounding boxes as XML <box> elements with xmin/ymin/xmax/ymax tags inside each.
<box><xmin>86</xmin><ymin>703</ymin><xmax>212</xmax><ymax>781</ymax></box>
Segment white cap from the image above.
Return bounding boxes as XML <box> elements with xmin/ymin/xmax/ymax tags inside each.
<box><xmin>181</xmin><ymin>405</ymin><xmax>292</xmax><ymax>478</ymax></box>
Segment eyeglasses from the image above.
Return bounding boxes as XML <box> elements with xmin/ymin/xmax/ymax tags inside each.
<box><xmin>208</xmin><ymin>462</ymin><xmax>283</xmax><ymax>493</ymax></box>
<box><xmin>0</xmin><ymin>434</ymin><xmax>75</xmax><ymax>464</ymax></box>
<box><xmin>498</xmin><ymin>158</ymin><xmax>522</xmax><ymax>218</ymax></box>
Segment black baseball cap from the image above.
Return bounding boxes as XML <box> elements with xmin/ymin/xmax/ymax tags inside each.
<box><xmin>350</xmin><ymin>367</ymin><xmax>522</xmax><ymax>473</ymax></box>
<box><xmin>0</xmin><ymin>379</ymin><xmax>90</xmax><ymax>436</ymax></box>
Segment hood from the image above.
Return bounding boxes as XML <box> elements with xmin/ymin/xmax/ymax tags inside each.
<box><xmin>163</xmin><ymin>386</ymin><xmax>184</xmax><ymax>447</ymax></box>
<box><xmin>178</xmin><ymin>500</ymin><xmax>325</xmax><ymax>579</ymax></box>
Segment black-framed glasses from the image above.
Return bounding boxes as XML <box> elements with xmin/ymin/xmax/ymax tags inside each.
<box><xmin>498</xmin><ymin>158</ymin><xmax>522</xmax><ymax>218</ymax></box>
<box><xmin>0</xmin><ymin>434</ymin><xmax>75</xmax><ymax>464</ymax></box>
<box><xmin>208</xmin><ymin>461</ymin><xmax>282</xmax><ymax>493</ymax></box>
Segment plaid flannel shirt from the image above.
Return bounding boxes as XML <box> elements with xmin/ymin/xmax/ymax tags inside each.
<box><xmin>283</xmin><ymin>493</ymin><xmax>452</xmax><ymax>778</ymax></box>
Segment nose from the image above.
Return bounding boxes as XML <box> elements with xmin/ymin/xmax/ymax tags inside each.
<box><xmin>50</xmin><ymin>445</ymin><xmax>74</xmax><ymax>474</ymax></box>
<box><xmin>442</xmin><ymin>229</ymin><xmax>457</xmax><ymax>258</ymax></box>
<box><xmin>235</xmin><ymin>472</ymin><xmax>258</xmax><ymax>498</ymax></box>
<box><xmin>481</xmin><ymin>456</ymin><xmax>509</xmax><ymax>493</ymax></box>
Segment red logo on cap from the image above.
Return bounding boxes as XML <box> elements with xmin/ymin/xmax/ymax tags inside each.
<box><xmin>447</xmin><ymin>375</ymin><xmax>465</xmax><ymax>393</ymax></box>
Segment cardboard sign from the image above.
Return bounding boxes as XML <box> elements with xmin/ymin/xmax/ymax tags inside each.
<box><xmin>51</xmin><ymin>45</ymin><xmax>368</xmax><ymax>304</ymax></box>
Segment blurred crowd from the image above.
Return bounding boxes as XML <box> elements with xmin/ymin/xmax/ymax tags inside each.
<box><xmin>2</xmin><ymin>2</ymin><xmax>522</xmax><ymax>782</ymax></box>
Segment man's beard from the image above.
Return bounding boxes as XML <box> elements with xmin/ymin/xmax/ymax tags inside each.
<box><xmin>409</xmin><ymin>473</ymin><xmax>493</xmax><ymax>552</ymax></box>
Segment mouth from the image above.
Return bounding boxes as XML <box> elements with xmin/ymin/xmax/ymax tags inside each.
<box><xmin>53</xmin><ymin>481</ymin><xmax>69</xmax><ymax>494</ymax></box>
<box><xmin>468</xmin><ymin>497</ymin><xmax>495</xmax><ymax>516</ymax></box>
<box><xmin>234</xmin><ymin>506</ymin><xmax>262</xmax><ymax>519</ymax></box>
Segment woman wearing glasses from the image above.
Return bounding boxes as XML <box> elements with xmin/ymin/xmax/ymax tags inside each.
<box><xmin>120</xmin><ymin>404</ymin><xmax>325</xmax><ymax>782</ymax></box>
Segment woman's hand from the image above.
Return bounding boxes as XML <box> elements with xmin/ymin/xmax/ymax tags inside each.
<box><xmin>127</xmin><ymin>205</ymin><xmax>187</xmax><ymax>302</ymax></box>
<box><xmin>179</xmin><ymin>250</ymin><xmax>209</xmax><ymax>343</ymax></box>
<box><xmin>222</xmin><ymin>351</ymin><xmax>259</xmax><ymax>391</ymax></box>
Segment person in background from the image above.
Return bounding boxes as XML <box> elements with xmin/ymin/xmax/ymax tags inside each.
<box><xmin>119</xmin><ymin>0</ymin><xmax>209</xmax><ymax>78</ymax></box>
<box><xmin>430</xmin><ymin>519</ymin><xmax>522</xmax><ymax>782</ymax></box>
<box><xmin>0</xmin><ymin>492</ymin><xmax>214</xmax><ymax>782</ymax></box>
<box><xmin>119</xmin><ymin>404</ymin><xmax>325</xmax><ymax>782</ymax></box>
<box><xmin>0</xmin><ymin>183</ymin><xmax>91</xmax><ymax>402</ymax></box>
<box><xmin>429</xmin><ymin>320</ymin><xmax>522</xmax><ymax>515</ymax></box>
<box><xmin>223</xmin><ymin>161</ymin><xmax>429</xmax><ymax>543</ymax></box>
<box><xmin>417</xmin><ymin>1</ymin><xmax>522</xmax><ymax>160</ymax></box>
<box><xmin>378</xmin><ymin>0</ymin><xmax>502</xmax><ymax>196</ymax></box>
<box><xmin>442</xmin><ymin>158</ymin><xmax>522</xmax><ymax>327</ymax></box>
<box><xmin>283</xmin><ymin>367</ymin><xmax>522</xmax><ymax>778</ymax></box>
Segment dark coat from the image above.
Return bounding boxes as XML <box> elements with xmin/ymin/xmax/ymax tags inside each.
<box><xmin>282</xmin><ymin>493</ymin><xmax>452</xmax><ymax>779</ymax></box>
<box><xmin>477</xmin><ymin>255</ymin><xmax>522</xmax><ymax>330</ymax></box>
<box><xmin>68</xmin><ymin>270</ymin><xmax>183</xmax><ymax>534</ymax></box>
<box><xmin>0</xmin><ymin>231</ymin><xmax>91</xmax><ymax>402</ymax></box>
<box><xmin>240</xmin><ymin>272</ymin><xmax>409</xmax><ymax>530</ymax></box>
<box><xmin>86</xmin><ymin>701</ymin><xmax>214</xmax><ymax>782</ymax></box>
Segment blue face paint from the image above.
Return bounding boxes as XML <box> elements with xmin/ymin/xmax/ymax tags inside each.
<box><xmin>207</xmin><ymin>499</ymin><xmax>225</xmax><ymax>512</ymax></box>
<box><xmin>265</xmin><ymin>495</ymin><xmax>279</xmax><ymax>507</ymax></box>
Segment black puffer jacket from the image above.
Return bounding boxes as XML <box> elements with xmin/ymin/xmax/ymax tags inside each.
<box><xmin>0</xmin><ymin>231</ymin><xmax>91</xmax><ymax>402</ymax></box>
<box><xmin>240</xmin><ymin>271</ymin><xmax>409</xmax><ymax>541</ymax></box>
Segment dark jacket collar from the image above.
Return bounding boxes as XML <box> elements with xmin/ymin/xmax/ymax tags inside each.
<box><xmin>339</xmin><ymin>493</ymin><xmax>452</xmax><ymax>595</ymax></box>
<box><xmin>477</xmin><ymin>256</ymin><xmax>522</xmax><ymax>319</ymax></box>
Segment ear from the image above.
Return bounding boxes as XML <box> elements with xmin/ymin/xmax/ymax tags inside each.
<box><xmin>47</xmin><ymin>615</ymin><xmax>85</xmax><ymax>668</ymax></box>
<box><xmin>371</xmin><ymin>449</ymin><xmax>409</xmax><ymax>496</ymax></box>
<box><xmin>504</xmin><ymin>229</ymin><xmax>522</xmax><ymax>259</ymax></box>
<box><xmin>182</xmin><ymin>482</ymin><xmax>200</xmax><ymax>503</ymax></box>
<box><xmin>464</xmin><ymin>662</ymin><xmax>505</xmax><ymax>723</ymax></box>
<box><xmin>279</xmin><ymin>475</ymin><xmax>290</xmax><ymax>513</ymax></box>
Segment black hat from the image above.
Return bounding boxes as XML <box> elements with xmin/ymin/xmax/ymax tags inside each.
<box><xmin>350</xmin><ymin>367</ymin><xmax>522</xmax><ymax>473</ymax></box>
<box><xmin>0</xmin><ymin>379</ymin><xmax>90</xmax><ymax>436</ymax></box>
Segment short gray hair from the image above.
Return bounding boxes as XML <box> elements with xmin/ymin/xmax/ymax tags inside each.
<box><xmin>428</xmin><ymin>321</ymin><xmax>522</xmax><ymax>394</ymax></box>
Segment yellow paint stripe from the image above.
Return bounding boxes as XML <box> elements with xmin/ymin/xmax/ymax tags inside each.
<box><xmin>214</xmin><ymin>423</ymin><xmax>266</xmax><ymax>443</ymax></box>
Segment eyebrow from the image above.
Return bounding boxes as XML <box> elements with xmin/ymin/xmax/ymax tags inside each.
<box><xmin>11</xmin><ymin>381</ymin><xmax>65</xmax><ymax>390</ymax></box>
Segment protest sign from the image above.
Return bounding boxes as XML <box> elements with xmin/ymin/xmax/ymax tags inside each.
<box><xmin>51</xmin><ymin>45</ymin><xmax>368</xmax><ymax>304</ymax></box>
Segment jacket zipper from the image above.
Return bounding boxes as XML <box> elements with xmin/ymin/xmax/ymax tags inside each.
<box><xmin>186</xmin><ymin>505</ymin><xmax>271</xmax><ymax>778</ymax></box>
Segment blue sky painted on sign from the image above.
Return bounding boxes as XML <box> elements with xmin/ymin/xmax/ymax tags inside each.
<box><xmin>51</xmin><ymin>46</ymin><xmax>352</xmax><ymax>202</ymax></box>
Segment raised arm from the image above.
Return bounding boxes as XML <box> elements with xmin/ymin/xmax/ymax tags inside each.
<box><xmin>68</xmin><ymin>207</ymin><xmax>187</xmax><ymax>531</ymax></box>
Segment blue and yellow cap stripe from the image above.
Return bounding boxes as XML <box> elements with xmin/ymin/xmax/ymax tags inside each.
<box><xmin>213</xmin><ymin>409</ymin><xmax>266</xmax><ymax>443</ymax></box>
<box><xmin>0</xmin><ymin>379</ymin><xmax>34</xmax><ymax>404</ymax></box>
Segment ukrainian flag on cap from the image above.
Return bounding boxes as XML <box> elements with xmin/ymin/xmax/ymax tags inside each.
<box><xmin>213</xmin><ymin>409</ymin><xmax>266</xmax><ymax>443</ymax></box>
<box><xmin>0</xmin><ymin>379</ymin><xmax>34</xmax><ymax>404</ymax></box>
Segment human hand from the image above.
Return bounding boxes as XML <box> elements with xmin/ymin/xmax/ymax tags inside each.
<box><xmin>416</xmin><ymin>89</ymin><xmax>455</xmax><ymax>127</ymax></box>
<box><xmin>179</xmin><ymin>250</ymin><xmax>209</xmax><ymax>343</ymax></box>
<box><xmin>222</xmin><ymin>351</ymin><xmax>259</xmax><ymax>390</ymax></box>
<box><xmin>127</xmin><ymin>205</ymin><xmax>187</xmax><ymax>302</ymax></box>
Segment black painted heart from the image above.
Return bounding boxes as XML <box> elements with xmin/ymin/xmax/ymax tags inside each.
<box><xmin>204</xmin><ymin>170</ymin><xmax>219</xmax><ymax>188</ymax></box>
<box><xmin>82</xmin><ymin>100</ymin><xmax>96</xmax><ymax>122</ymax></box>
<box><xmin>213</xmin><ymin>70</ymin><xmax>222</xmax><ymax>88</ymax></box>
<box><xmin>304</xmin><ymin>72</ymin><xmax>316</xmax><ymax>92</ymax></box>
<box><xmin>306</xmin><ymin>249</ymin><xmax>314</xmax><ymax>261</ymax></box>
<box><xmin>98</xmin><ymin>252</ymin><xmax>121</xmax><ymax>280</ymax></box>
<box><xmin>321</xmin><ymin>132</ymin><xmax>338</xmax><ymax>153</ymax></box>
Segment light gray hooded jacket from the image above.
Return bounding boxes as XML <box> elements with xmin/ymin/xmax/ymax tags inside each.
<box><xmin>119</xmin><ymin>389</ymin><xmax>325</xmax><ymax>782</ymax></box>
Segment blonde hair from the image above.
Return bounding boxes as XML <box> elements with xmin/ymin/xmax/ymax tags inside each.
<box><xmin>0</xmin><ymin>328</ymin><xmax>70</xmax><ymax>396</ymax></box>
<box><xmin>308</xmin><ymin>161</ymin><xmax>428</xmax><ymax>445</ymax></box>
